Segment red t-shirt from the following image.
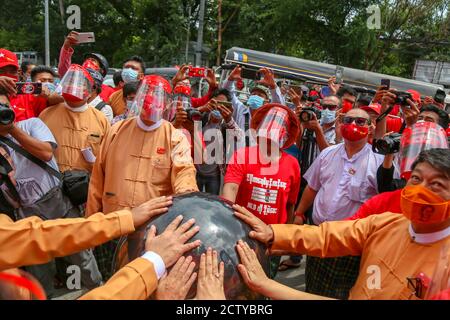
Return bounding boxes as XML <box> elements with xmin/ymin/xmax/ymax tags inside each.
<box><xmin>9</xmin><ymin>94</ymin><xmax>48</xmax><ymax>122</ymax></box>
<box><xmin>99</xmin><ymin>84</ymin><xmax>116</xmax><ymax>102</ymax></box>
<box><xmin>347</xmin><ymin>189</ymin><xmax>402</xmax><ymax>220</ymax></box>
<box><xmin>224</xmin><ymin>146</ymin><xmax>301</xmax><ymax>224</ymax></box>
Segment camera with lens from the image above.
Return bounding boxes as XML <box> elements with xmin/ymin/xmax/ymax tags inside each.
<box><xmin>0</xmin><ymin>103</ymin><xmax>15</xmax><ymax>126</ymax></box>
<box><xmin>394</xmin><ymin>91</ymin><xmax>413</xmax><ymax>106</ymax></box>
<box><xmin>372</xmin><ymin>132</ymin><xmax>402</xmax><ymax>155</ymax></box>
<box><xmin>299</xmin><ymin>107</ymin><xmax>322</xmax><ymax>122</ymax></box>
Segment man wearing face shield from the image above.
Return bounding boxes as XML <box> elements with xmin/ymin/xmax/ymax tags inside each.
<box><xmin>87</xmin><ymin>75</ymin><xmax>198</xmax><ymax>217</ymax></box>
<box><xmin>234</xmin><ymin>148</ymin><xmax>450</xmax><ymax>300</ymax></box>
<box><xmin>58</xmin><ymin>31</ymin><xmax>115</xmax><ymax>103</ymax></box>
<box><xmin>376</xmin><ymin>98</ymin><xmax>450</xmax><ymax>193</ymax></box>
<box><xmin>223</xmin><ymin>104</ymin><xmax>300</xmax><ymax>277</ymax></box>
<box><xmin>223</xmin><ymin>104</ymin><xmax>300</xmax><ymax>226</ymax></box>
<box><xmin>39</xmin><ymin>64</ymin><xmax>110</xmax><ymax>174</ymax></box>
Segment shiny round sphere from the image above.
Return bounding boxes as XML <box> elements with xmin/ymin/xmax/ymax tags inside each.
<box><xmin>113</xmin><ymin>192</ymin><xmax>270</xmax><ymax>300</ymax></box>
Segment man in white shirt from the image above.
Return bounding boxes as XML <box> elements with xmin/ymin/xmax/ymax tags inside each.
<box><xmin>293</xmin><ymin>108</ymin><xmax>396</xmax><ymax>299</ymax></box>
<box><xmin>86</xmin><ymin>68</ymin><xmax>114</xmax><ymax>122</ymax></box>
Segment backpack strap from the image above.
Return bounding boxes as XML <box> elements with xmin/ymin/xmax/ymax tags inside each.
<box><xmin>0</xmin><ymin>136</ymin><xmax>63</xmax><ymax>180</ymax></box>
<box><xmin>95</xmin><ymin>101</ymin><xmax>107</xmax><ymax>111</ymax></box>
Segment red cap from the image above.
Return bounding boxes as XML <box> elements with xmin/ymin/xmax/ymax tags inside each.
<box><xmin>360</xmin><ymin>103</ymin><xmax>382</xmax><ymax>115</ymax></box>
<box><xmin>406</xmin><ymin>89</ymin><xmax>421</xmax><ymax>103</ymax></box>
<box><xmin>0</xmin><ymin>49</ymin><xmax>19</xmax><ymax>70</ymax></box>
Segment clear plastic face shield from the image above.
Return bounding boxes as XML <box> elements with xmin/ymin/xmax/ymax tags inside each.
<box><xmin>256</xmin><ymin>107</ymin><xmax>290</xmax><ymax>149</ymax></box>
<box><xmin>425</xmin><ymin>244</ymin><xmax>450</xmax><ymax>300</ymax></box>
<box><xmin>59</xmin><ymin>64</ymin><xmax>93</xmax><ymax>102</ymax></box>
<box><xmin>0</xmin><ymin>270</ymin><xmax>47</xmax><ymax>300</ymax></box>
<box><xmin>399</xmin><ymin>122</ymin><xmax>449</xmax><ymax>179</ymax></box>
<box><xmin>128</xmin><ymin>78</ymin><xmax>174</xmax><ymax>122</ymax></box>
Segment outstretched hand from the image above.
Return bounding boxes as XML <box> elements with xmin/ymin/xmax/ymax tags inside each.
<box><xmin>233</xmin><ymin>204</ymin><xmax>274</xmax><ymax>246</ymax></box>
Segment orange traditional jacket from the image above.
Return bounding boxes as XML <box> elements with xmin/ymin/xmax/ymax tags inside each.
<box><xmin>109</xmin><ymin>89</ymin><xmax>126</xmax><ymax>116</ymax></box>
<box><xmin>270</xmin><ymin>212</ymin><xmax>450</xmax><ymax>300</ymax></box>
<box><xmin>39</xmin><ymin>103</ymin><xmax>110</xmax><ymax>173</ymax></box>
<box><xmin>0</xmin><ymin>211</ymin><xmax>157</xmax><ymax>300</ymax></box>
<box><xmin>86</xmin><ymin>118</ymin><xmax>198</xmax><ymax>216</ymax></box>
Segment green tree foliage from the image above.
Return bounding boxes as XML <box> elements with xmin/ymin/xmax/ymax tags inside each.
<box><xmin>0</xmin><ymin>0</ymin><xmax>448</xmax><ymax>78</ymax></box>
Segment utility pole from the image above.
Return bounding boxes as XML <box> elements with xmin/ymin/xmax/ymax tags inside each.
<box><xmin>217</xmin><ymin>0</ymin><xmax>222</xmax><ymax>66</ymax></box>
<box><xmin>185</xmin><ymin>6</ymin><xmax>191</xmax><ymax>63</ymax></box>
<box><xmin>44</xmin><ymin>0</ymin><xmax>50</xmax><ymax>66</ymax></box>
<box><xmin>195</xmin><ymin>0</ymin><xmax>206</xmax><ymax>66</ymax></box>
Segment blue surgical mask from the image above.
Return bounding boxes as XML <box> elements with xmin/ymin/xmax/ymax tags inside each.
<box><xmin>247</xmin><ymin>95</ymin><xmax>265</xmax><ymax>110</ymax></box>
<box><xmin>320</xmin><ymin>109</ymin><xmax>336</xmax><ymax>125</ymax></box>
<box><xmin>210</xmin><ymin>110</ymin><xmax>222</xmax><ymax>121</ymax></box>
<box><xmin>42</xmin><ymin>82</ymin><xmax>56</xmax><ymax>93</ymax></box>
<box><xmin>121</xmin><ymin>68</ymin><xmax>138</xmax><ymax>83</ymax></box>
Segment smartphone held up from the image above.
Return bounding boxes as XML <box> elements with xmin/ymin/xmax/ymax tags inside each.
<box><xmin>77</xmin><ymin>32</ymin><xmax>96</xmax><ymax>44</ymax></box>
<box><xmin>188</xmin><ymin>67</ymin><xmax>207</xmax><ymax>78</ymax></box>
<box><xmin>15</xmin><ymin>82</ymin><xmax>42</xmax><ymax>95</ymax></box>
<box><xmin>335</xmin><ymin>66</ymin><xmax>344</xmax><ymax>84</ymax></box>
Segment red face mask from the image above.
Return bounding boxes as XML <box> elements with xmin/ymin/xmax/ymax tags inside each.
<box><xmin>341</xmin><ymin>123</ymin><xmax>369</xmax><ymax>142</ymax></box>
<box><xmin>0</xmin><ymin>73</ymin><xmax>19</xmax><ymax>82</ymax></box>
<box><xmin>82</xmin><ymin>59</ymin><xmax>100</xmax><ymax>72</ymax></box>
<box><xmin>62</xmin><ymin>93</ymin><xmax>84</xmax><ymax>103</ymax></box>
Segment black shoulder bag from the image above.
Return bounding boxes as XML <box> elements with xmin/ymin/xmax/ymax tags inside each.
<box><xmin>0</xmin><ymin>136</ymin><xmax>90</xmax><ymax>206</ymax></box>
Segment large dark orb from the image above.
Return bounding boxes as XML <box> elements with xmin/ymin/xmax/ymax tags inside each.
<box><xmin>113</xmin><ymin>192</ymin><xmax>270</xmax><ymax>300</ymax></box>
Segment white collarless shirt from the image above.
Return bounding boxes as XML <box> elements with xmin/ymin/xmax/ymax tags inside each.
<box><xmin>304</xmin><ymin>143</ymin><xmax>388</xmax><ymax>225</ymax></box>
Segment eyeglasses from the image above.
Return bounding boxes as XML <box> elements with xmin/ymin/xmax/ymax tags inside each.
<box><xmin>341</xmin><ymin>116</ymin><xmax>370</xmax><ymax>126</ymax></box>
<box><xmin>321</xmin><ymin>104</ymin><xmax>338</xmax><ymax>111</ymax></box>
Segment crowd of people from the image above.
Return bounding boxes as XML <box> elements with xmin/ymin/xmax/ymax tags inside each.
<box><xmin>0</xmin><ymin>30</ymin><xmax>449</xmax><ymax>300</ymax></box>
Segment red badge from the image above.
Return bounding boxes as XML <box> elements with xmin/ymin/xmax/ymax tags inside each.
<box><xmin>157</xmin><ymin>147</ymin><xmax>166</xmax><ymax>154</ymax></box>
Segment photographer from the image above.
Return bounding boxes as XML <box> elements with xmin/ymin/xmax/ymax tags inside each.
<box><xmin>221</xmin><ymin>65</ymin><xmax>285</xmax><ymax>143</ymax></box>
<box><xmin>0</xmin><ymin>49</ymin><xmax>64</xmax><ymax>122</ymax></box>
<box><xmin>0</xmin><ymin>89</ymin><xmax>103</xmax><ymax>297</ymax></box>
<box><xmin>171</xmin><ymin>65</ymin><xmax>218</xmax><ymax>108</ymax></box>
<box><xmin>375</xmin><ymin>87</ymin><xmax>449</xmax><ymax>192</ymax></box>
<box><xmin>295</xmin><ymin>95</ymin><xmax>341</xmax><ymax>174</ymax></box>
<box><xmin>193</xmin><ymin>89</ymin><xmax>244</xmax><ymax>194</ymax></box>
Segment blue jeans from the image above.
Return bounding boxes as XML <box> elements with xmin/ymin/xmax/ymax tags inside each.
<box><xmin>196</xmin><ymin>172</ymin><xmax>221</xmax><ymax>195</ymax></box>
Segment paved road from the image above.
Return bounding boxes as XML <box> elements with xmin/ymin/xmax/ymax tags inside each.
<box><xmin>274</xmin><ymin>256</ymin><xmax>306</xmax><ymax>292</ymax></box>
